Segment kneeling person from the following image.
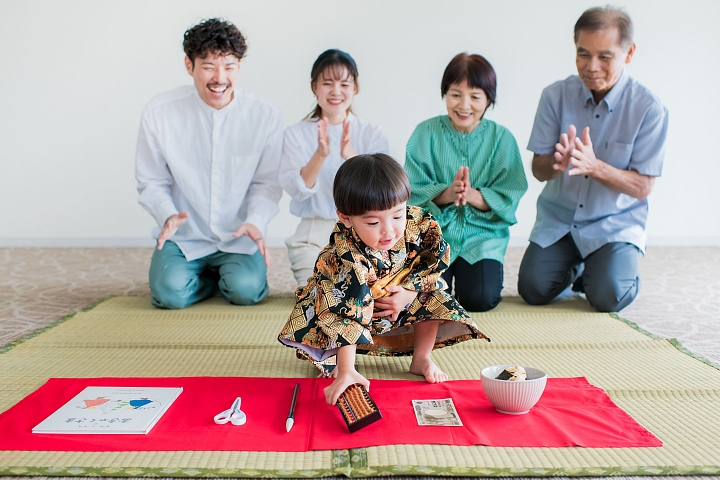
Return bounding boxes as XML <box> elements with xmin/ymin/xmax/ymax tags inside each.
<box><xmin>278</xmin><ymin>154</ymin><xmax>489</xmax><ymax>405</ymax></box>
<box><xmin>135</xmin><ymin>19</ymin><xmax>283</xmax><ymax>309</ymax></box>
<box><xmin>517</xmin><ymin>7</ymin><xmax>668</xmax><ymax>312</ymax></box>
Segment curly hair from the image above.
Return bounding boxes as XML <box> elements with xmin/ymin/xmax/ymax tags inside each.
<box><xmin>183</xmin><ymin>18</ymin><xmax>247</xmax><ymax>66</ymax></box>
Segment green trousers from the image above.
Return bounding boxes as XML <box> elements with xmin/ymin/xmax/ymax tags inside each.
<box><xmin>149</xmin><ymin>241</ymin><xmax>268</xmax><ymax>309</ymax></box>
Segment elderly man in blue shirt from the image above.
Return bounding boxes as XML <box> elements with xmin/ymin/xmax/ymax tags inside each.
<box><xmin>518</xmin><ymin>6</ymin><xmax>669</xmax><ymax>312</ymax></box>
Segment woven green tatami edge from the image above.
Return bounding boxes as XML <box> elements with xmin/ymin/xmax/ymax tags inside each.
<box><xmin>4</xmin><ymin>464</ymin><xmax>720</xmax><ymax>478</ymax></box>
<box><xmin>608</xmin><ymin>312</ymin><xmax>663</xmax><ymax>339</ymax></box>
<box><xmin>0</xmin><ymin>295</ymin><xmax>117</xmax><ymax>355</ymax></box>
<box><xmin>347</xmin><ymin>465</ymin><xmax>720</xmax><ymax>478</ymax></box>
<box><xmin>0</xmin><ymin>449</ymin><xmax>359</xmax><ymax>478</ymax></box>
<box><xmin>667</xmin><ymin>338</ymin><xmax>720</xmax><ymax>370</ymax></box>
<box><xmin>609</xmin><ymin>312</ymin><xmax>720</xmax><ymax>370</ymax></box>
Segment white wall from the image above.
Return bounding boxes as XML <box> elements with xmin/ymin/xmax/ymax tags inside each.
<box><xmin>1</xmin><ymin>0</ymin><xmax>718</xmax><ymax>247</ymax></box>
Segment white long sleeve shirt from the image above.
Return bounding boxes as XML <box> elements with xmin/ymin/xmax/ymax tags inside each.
<box><xmin>136</xmin><ymin>85</ymin><xmax>283</xmax><ymax>261</ymax></box>
<box><xmin>279</xmin><ymin>113</ymin><xmax>389</xmax><ymax>220</ymax></box>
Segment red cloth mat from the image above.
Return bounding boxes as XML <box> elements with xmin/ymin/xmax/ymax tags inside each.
<box><xmin>0</xmin><ymin>376</ymin><xmax>661</xmax><ymax>451</ymax></box>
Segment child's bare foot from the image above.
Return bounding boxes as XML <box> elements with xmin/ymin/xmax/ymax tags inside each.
<box><xmin>409</xmin><ymin>357</ymin><xmax>448</xmax><ymax>383</ymax></box>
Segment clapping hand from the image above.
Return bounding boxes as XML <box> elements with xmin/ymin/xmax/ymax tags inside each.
<box><xmin>553</xmin><ymin>124</ymin><xmax>577</xmax><ymax>172</ymax></box>
<box><xmin>316</xmin><ymin>117</ymin><xmax>330</xmax><ymax>158</ymax></box>
<box><xmin>454</xmin><ymin>166</ymin><xmax>469</xmax><ymax>206</ymax></box>
<box><xmin>453</xmin><ymin>166</ymin><xmax>490</xmax><ymax>212</ymax></box>
<box><xmin>568</xmin><ymin>127</ymin><xmax>599</xmax><ymax>177</ymax></box>
<box><xmin>340</xmin><ymin>117</ymin><xmax>358</xmax><ymax>160</ymax></box>
<box><xmin>232</xmin><ymin>223</ymin><xmax>273</xmax><ymax>267</ymax></box>
<box><xmin>157</xmin><ymin>212</ymin><xmax>189</xmax><ymax>250</ymax></box>
<box><xmin>433</xmin><ymin>165</ymin><xmax>469</xmax><ymax>206</ymax></box>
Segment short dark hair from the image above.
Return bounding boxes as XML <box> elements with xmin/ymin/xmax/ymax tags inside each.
<box><xmin>440</xmin><ymin>53</ymin><xmax>497</xmax><ymax>107</ymax></box>
<box><xmin>306</xmin><ymin>49</ymin><xmax>359</xmax><ymax>120</ymax></box>
<box><xmin>574</xmin><ymin>6</ymin><xmax>634</xmax><ymax>49</ymax></box>
<box><xmin>333</xmin><ymin>154</ymin><xmax>410</xmax><ymax>216</ymax></box>
<box><xmin>183</xmin><ymin>18</ymin><xmax>247</xmax><ymax>66</ymax></box>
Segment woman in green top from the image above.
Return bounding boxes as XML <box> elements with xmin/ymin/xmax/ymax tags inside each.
<box><xmin>405</xmin><ymin>53</ymin><xmax>528</xmax><ymax>312</ymax></box>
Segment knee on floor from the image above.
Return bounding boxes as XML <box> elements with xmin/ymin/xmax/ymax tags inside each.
<box><xmin>517</xmin><ymin>276</ymin><xmax>555</xmax><ymax>306</ymax></box>
<box><xmin>585</xmin><ymin>282</ymin><xmax>638</xmax><ymax>313</ymax></box>
<box><xmin>462</xmin><ymin>297</ymin><xmax>501</xmax><ymax>312</ymax></box>
<box><xmin>220</xmin><ymin>273</ymin><xmax>268</xmax><ymax>305</ymax></box>
<box><xmin>150</xmin><ymin>273</ymin><xmax>200</xmax><ymax>310</ymax></box>
<box><xmin>151</xmin><ymin>293</ymin><xmax>195</xmax><ymax>310</ymax></box>
<box><xmin>459</xmin><ymin>291</ymin><xmax>503</xmax><ymax>312</ymax></box>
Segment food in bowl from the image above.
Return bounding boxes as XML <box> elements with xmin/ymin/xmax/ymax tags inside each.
<box><xmin>481</xmin><ymin>364</ymin><xmax>547</xmax><ymax>415</ymax></box>
<box><xmin>495</xmin><ymin>365</ymin><xmax>527</xmax><ymax>381</ymax></box>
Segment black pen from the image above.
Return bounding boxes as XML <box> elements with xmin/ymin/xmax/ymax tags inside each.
<box><xmin>285</xmin><ymin>382</ymin><xmax>300</xmax><ymax>432</ymax></box>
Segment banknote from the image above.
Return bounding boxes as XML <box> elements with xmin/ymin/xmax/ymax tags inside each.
<box><xmin>412</xmin><ymin>398</ymin><xmax>463</xmax><ymax>426</ymax></box>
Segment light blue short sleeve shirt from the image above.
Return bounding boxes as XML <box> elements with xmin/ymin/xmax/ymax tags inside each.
<box><xmin>527</xmin><ymin>70</ymin><xmax>669</xmax><ymax>257</ymax></box>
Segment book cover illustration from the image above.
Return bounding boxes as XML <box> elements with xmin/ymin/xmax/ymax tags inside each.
<box><xmin>32</xmin><ymin>386</ymin><xmax>183</xmax><ymax>434</ymax></box>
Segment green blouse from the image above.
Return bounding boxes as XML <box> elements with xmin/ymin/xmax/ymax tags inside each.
<box><xmin>405</xmin><ymin>115</ymin><xmax>528</xmax><ymax>264</ymax></box>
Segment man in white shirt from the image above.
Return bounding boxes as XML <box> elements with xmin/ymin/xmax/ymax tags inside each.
<box><xmin>136</xmin><ymin>18</ymin><xmax>283</xmax><ymax>309</ymax></box>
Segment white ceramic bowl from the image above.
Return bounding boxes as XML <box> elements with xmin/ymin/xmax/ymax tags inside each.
<box><xmin>480</xmin><ymin>365</ymin><xmax>547</xmax><ymax>415</ymax></box>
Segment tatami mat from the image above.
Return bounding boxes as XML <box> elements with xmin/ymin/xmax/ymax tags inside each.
<box><xmin>1</xmin><ymin>295</ymin><xmax>719</xmax><ymax>477</ymax></box>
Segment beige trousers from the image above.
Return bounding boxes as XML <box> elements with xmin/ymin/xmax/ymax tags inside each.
<box><xmin>285</xmin><ymin>217</ymin><xmax>338</xmax><ymax>286</ymax></box>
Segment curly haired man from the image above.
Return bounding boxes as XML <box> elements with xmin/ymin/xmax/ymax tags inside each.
<box><xmin>135</xmin><ymin>19</ymin><xmax>283</xmax><ymax>309</ymax></box>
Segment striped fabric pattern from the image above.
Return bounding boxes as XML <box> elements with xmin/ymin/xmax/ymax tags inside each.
<box><xmin>405</xmin><ymin>115</ymin><xmax>528</xmax><ymax>264</ymax></box>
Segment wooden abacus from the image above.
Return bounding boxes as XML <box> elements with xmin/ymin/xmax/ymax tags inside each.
<box><xmin>336</xmin><ymin>384</ymin><xmax>382</xmax><ymax>433</ymax></box>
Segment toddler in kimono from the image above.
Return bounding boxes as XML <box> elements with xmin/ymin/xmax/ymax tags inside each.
<box><xmin>278</xmin><ymin>153</ymin><xmax>489</xmax><ymax>405</ymax></box>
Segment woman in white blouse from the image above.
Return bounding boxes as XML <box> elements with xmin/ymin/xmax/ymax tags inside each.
<box><xmin>279</xmin><ymin>49</ymin><xmax>389</xmax><ymax>285</ymax></box>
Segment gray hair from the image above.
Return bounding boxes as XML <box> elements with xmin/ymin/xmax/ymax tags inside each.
<box><xmin>574</xmin><ymin>6</ymin><xmax>634</xmax><ymax>50</ymax></box>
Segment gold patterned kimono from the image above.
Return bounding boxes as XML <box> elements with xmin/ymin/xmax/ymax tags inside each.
<box><xmin>278</xmin><ymin>206</ymin><xmax>489</xmax><ymax>373</ymax></box>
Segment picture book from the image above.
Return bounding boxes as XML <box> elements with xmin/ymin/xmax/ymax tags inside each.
<box><xmin>32</xmin><ymin>386</ymin><xmax>183</xmax><ymax>434</ymax></box>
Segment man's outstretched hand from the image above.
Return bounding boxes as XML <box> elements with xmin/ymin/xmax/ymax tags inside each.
<box><xmin>233</xmin><ymin>223</ymin><xmax>273</xmax><ymax>267</ymax></box>
<box><xmin>157</xmin><ymin>212</ymin><xmax>189</xmax><ymax>250</ymax></box>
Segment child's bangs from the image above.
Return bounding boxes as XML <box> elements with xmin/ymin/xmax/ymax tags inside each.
<box><xmin>365</xmin><ymin>175</ymin><xmax>410</xmax><ymax>213</ymax></box>
<box><xmin>334</xmin><ymin>154</ymin><xmax>410</xmax><ymax>217</ymax></box>
<box><xmin>344</xmin><ymin>169</ymin><xmax>410</xmax><ymax>216</ymax></box>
